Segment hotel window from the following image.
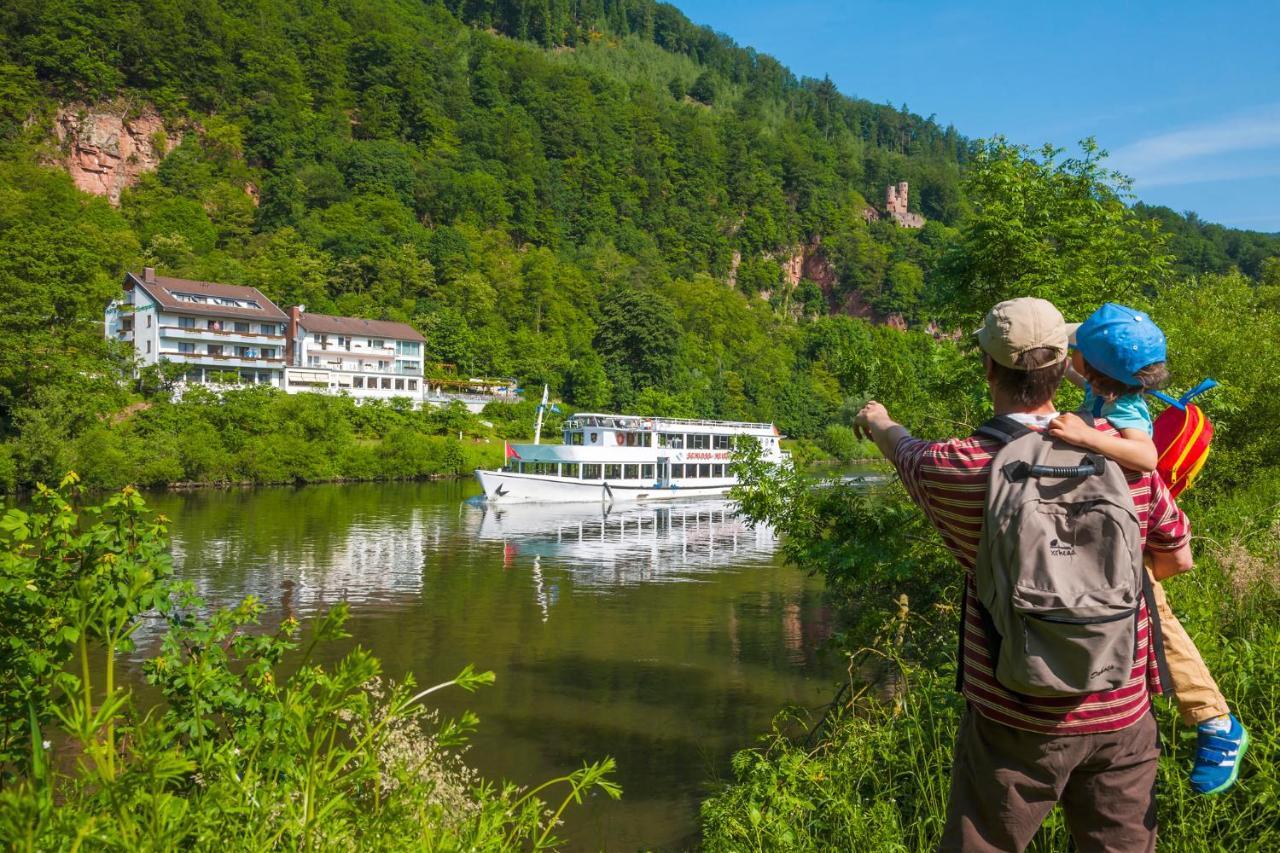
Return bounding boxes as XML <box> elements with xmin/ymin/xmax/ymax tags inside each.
<box><xmin>583</xmin><ymin>464</ymin><xmax>602</xmax><ymax>479</ymax></box>
<box><xmin>561</xmin><ymin>463</ymin><xmax>580</xmax><ymax>478</ymax></box>
<box><xmin>146</xmin><ymin>314</ymin><xmax>152</xmax><ymax>328</ymax></box>
<box><xmin>689</xmin><ymin>434</ymin><xmax>710</xmax><ymax>450</ymax></box>
<box><xmin>257</xmin><ymin>371</ymin><xmax>272</xmax><ymax>384</ymax></box>
<box><xmin>407</xmin><ymin>379</ymin><xmax>417</xmax><ymax>391</ymax></box>
<box><xmin>145</xmin><ymin>340</ymin><xmax>151</xmax><ymax>353</ymax></box>
<box><xmin>209</xmin><ymin>320</ymin><xmax>223</xmax><ymax>332</ymax></box>
<box><xmin>234</xmin><ymin>321</ymin><xmax>250</xmax><ymax>333</ymax></box>
<box><xmin>208</xmin><ymin>344</ymin><xmax>223</xmax><ymax>356</ymax></box>
<box><xmin>642</xmin><ymin>464</ymin><xmax>655</xmax><ymax>480</ymax></box>
<box><xmin>178</xmin><ymin>316</ymin><xmax>195</xmax><ymax>329</ymax></box>
<box><xmin>381</xmin><ymin>377</ymin><xmax>392</xmax><ymax>389</ymax></box>
<box><xmin>178</xmin><ymin>342</ymin><xmax>195</xmax><ymax>354</ymax></box>
<box><xmin>713</xmin><ymin>435</ymin><xmax>731</xmax><ymax>450</ymax></box>
<box><xmin>394</xmin><ymin>379</ymin><xmax>405</xmax><ymax>390</ymax></box>
<box><xmin>624</xmin><ymin>464</ymin><xmax>639</xmax><ymax>480</ymax></box>
<box><xmin>353</xmin><ymin>377</ymin><xmax>364</xmax><ymax>389</ymax></box>
<box><xmin>699</xmin><ymin>464</ymin><xmax>712</xmax><ymax>478</ymax></box>
<box><xmin>307</xmin><ymin>355</ymin><xmax>320</xmax><ymax>367</ymax></box>
<box><xmin>604</xmin><ymin>464</ymin><xmax>622</xmax><ymax>480</ymax></box>
<box><xmin>372</xmin><ymin>339</ymin><xmax>385</xmax><ymax>348</ymax></box>
<box><xmin>260</xmin><ymin>323</ymin><xmax>276</xmax><ymax>335</ymax></box>
<box><xmin>236</xmin><ymin>346</ymin><xmax>251</xmax><ymax>357</ymax></box>
<box><xmin>261</xmin><ymin>347</ymin><xmax>275</xmax><ymax>358</ymax></box>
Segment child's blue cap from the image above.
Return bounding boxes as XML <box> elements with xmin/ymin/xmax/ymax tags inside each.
<box><xmin>1072</xmin><ymin>303</ymin><xmax>1166</xmax><ymax>386</ymax></box>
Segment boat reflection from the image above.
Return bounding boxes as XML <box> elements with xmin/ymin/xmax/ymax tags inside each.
<box><xmin>468</xmin><ymin>497</ymin><xmax>777</xmax><ymax>587</ymax></box>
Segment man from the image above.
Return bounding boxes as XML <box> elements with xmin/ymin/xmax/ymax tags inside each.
<box><xmin>853</xmin><ymin>297</ymin><xmax>1193</xmax><ymax>852</ymax></box>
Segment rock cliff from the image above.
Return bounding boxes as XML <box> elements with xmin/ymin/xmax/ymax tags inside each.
<box><xmin>55</xmin><ymin>104</ymin><xmax>179</xmax><ymax>205</ymax></box>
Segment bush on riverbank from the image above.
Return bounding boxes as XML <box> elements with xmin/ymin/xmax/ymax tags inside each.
<box><xmin>0</xmin><ymin>477</ymin><xmax>618</xmax><ymax>848</ymax></box>
<box><xmin>10</xmin><ymin>388</ymin><xmax>502</xmax><ymax>492</ymax></box>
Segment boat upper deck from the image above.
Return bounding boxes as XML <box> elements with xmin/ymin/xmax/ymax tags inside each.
<box><xmin>565</xmin><ymin>413</ymin><xmax>777</xmax><ymax>434</ymax></box>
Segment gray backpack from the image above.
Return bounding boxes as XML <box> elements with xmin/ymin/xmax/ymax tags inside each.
<box><xmin>973</xmin><ymin>417</ymin><xmax>1148</xmax><ymax>697</ymax></box>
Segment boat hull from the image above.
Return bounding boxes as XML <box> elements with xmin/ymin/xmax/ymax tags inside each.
<box><xmin>475</xmin><ymin>469</ymin><xmax>733</xmax><ymax>503</ymax></box>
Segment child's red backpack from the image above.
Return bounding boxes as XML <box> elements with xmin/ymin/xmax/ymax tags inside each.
<box><xmin>1148</xmin><ymin>379</ymin><xmax>1217</xmax><ymax>499</ymax></box>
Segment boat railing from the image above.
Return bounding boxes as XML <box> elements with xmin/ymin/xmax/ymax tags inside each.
<box><xmin>566</xmin><ymin>413</ymin><xmax>775</xmax><ymax>431</ymax></box>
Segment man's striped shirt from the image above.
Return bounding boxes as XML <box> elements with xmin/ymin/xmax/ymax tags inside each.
<box><xmin>891</xmin><ymin>419</ymin><xmax>1190</xmax><ymax>735</ymax></box>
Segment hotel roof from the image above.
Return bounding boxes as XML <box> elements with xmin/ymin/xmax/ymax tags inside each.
<box><xmin>124</xmin><ymin>270</ymin><xmax>288</xmax><ymax>322</ymax></box>
<box><xmin>296</xmin><ymin>311</ymin><xmax>425</xmax><ymax>343</ymax></box>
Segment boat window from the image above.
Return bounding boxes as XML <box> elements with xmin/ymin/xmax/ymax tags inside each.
<box><xmin>604</xmin><ymin>464</ymin><xmax>622</xmax><ymax>480</ymax></box>
<box><xmin>659</xmin><ymin>433</ymin><xmax>683</xmax><ymax>448</ymax></box>
<box><xmin>583</xmin><ymin>464</ymin><xmax>602</xmax><ymax>479</ymax></box>
<box><xmin>713</xmin><ymin>435</ymin><xmax>731</xmax><ymax>450</ymax></box>
<box><xmin>561</xmin><ymin>463</ymin><xmax>580</xmax><ymax>478</ymax></box>
<box><xmin>699</xmin><ymin>463</ymin><xmax>711</xmax><ymax>478</ymax></box>
<box><xmin>642</xmin><ymin>464</ymin><xmax>655</xmax><ymax>480</ymax></box>
<box><xmin>623</xmin><ymin>432</ymin><xmax>651</xmax><ymax>447</ymax></box>
<box><xmin>569</xmin><ymin>432</ymin><xmax>584</xmax><ymax>445</ymax></box>
<box><xmin>713</xmin><ymin>464</ymin><xmax>725</xmax><ymax>477</ymax></box>
<box><xmin>624</xmin><ymin>464</ymin><xmax>639</xmax><ymax>480</ymax></box>
<box><xmin>671</xmin><ymin>464</ymin><xmax>683</xmax><ymax>478</ymax></box>
<box><xmin>689</xmin><ymin>434</ymin><xmax>710</xmax><ymax>450</ymax></box>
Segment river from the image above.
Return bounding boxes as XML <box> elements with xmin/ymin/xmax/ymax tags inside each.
<box><xmin>128</xmin><ymin>479</ymin><xmax>846</xmax><ymax>850</ymax></box>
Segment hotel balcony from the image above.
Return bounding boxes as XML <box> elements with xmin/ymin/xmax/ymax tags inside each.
<box><xmin>159</xmin><ymin>349</ymin><xmax>287</xmax><ymax>372</ymax></box>
<box><xmin>160</xmin><ymin>325</ymin><xmax>286</xmax><ymax>348</ymax></box>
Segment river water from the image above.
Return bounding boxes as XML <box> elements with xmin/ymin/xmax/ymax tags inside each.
<box><xmin>130</xmin><ymin>479</ymin><xmax>845</xmax><ymax>850</ymax></box>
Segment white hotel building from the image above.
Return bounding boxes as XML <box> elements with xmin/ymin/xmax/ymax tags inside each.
<box><xmin>106</xmin><ymin>270</ymin><xmax>427</xmax><ymax>402</ymax></box>
<box><xmin>284</xmin><ymin>307</ymin><xmax>425</xmax><ymax>400</ymax></box>
<box><xmin>106</xmin><ymin>268</ymin><xmax>289</xmax><ymax>386</ymax></box>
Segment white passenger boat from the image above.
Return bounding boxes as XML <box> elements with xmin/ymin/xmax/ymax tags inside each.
<box><xmin>475</xmin><ymin>411</ymin><xmax>786</xmax><ymax>503</ymax></box>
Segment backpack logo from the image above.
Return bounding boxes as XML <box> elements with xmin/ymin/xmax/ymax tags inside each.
<box><xmin>1049</xmin><ymin>537</ymin><xmax>1076</xmax><ymax>557</ymax></box>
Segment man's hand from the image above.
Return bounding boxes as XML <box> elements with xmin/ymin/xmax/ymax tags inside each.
<box><xmin>853</xmin><ymin>400</ymin><xmax>912</xmax><ymax>460</ymax></box>
<box><xmin>1048</xmin><ymin>412</ymin><xmax>1096</xmax><ymax>449</ymax></box>
<box><xmin>853</xmin><ymin>401</ymin><xmax>890</xmax><ymax>440</ymax></box>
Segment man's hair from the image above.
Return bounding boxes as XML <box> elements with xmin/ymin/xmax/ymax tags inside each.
<box><xmin>987</xmin><ymin>347</ymin><xmax>1069</xmax><ymax>408</ymax></box>
<box><xmin>1083</xmin><ymin>360</ymin><xmax>1171</xmax><ymax>402</ymax></box>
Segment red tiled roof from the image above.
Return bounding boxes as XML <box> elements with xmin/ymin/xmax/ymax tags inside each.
<box><xmin>125</xmin><ymin>272</ymin><xmax>288</xmax><ymax>321</ymax></box>
<box><xmin>297</xmin><ymin>312</ymin><xmax>425</xmax><ymax>342</ymax></box>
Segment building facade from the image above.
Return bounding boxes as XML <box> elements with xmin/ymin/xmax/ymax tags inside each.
<box><xmin>284</xmin><ymin>307</ymin><xmax>425</xmax><ymax>401</ymax></box>
<box><xmin>106</xmin><ymin>268</ymin><xmax>289</xmax><ymax>387</ymax></box>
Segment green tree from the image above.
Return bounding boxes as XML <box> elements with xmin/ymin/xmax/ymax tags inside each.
<box><xmin>935</xmin><ymin>138</ymin><xmax>1173</xmax><ymax>324</ymax></box>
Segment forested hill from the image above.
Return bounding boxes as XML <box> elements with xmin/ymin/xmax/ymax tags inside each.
<box><xmin>0</xmin><ymin>0</ymin><xmax>1278</xmax><ymax>490</ymax></box>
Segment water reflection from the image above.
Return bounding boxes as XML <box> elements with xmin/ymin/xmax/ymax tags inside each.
<box><xmin>470</xmin><ymin>498</ymin><xmax>778</xmax><ymax>588</ymax></box>
<box><xmin>136</xmin><ymin>481</ymin><xmax>838</xmax><ymax>851</ymax></box>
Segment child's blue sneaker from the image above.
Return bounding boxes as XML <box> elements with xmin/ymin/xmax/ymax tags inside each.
<box><xmin>1190</xmin><ymin>714</ymin><xmax>1249</xmax><ymax>795</ymax></box>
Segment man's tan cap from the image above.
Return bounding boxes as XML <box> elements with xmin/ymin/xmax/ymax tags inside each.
<box><xmin>976</xmin><ymin>297</ymin><xmax>1068</xmax><ymax>370</ymax></box>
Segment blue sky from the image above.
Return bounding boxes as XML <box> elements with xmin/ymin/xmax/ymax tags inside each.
<box><xmin>678</xmin><ymin>1</ymin><xmax>1280</xmax><ymax>232</ymax></box>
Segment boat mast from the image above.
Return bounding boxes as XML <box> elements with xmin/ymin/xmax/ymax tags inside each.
<box><xmin>533</xmin><ymin>384</ymin><xmax>549</xmax><ymax>444</ymax></box>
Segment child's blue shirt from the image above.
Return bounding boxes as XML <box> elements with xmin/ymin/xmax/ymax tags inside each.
<box><xmin>1085</xmin><ymin>385</ymin><xmax>1154</xmax><ymax>437</ymax></box>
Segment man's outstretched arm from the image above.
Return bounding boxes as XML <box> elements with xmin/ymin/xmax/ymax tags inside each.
<box><xmin>853</xmin><ymin>401</ymin><xmax>913</xmax><ymax>461</ymax></box>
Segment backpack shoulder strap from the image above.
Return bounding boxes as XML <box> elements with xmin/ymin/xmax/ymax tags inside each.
<box><xmin>974</xmin><ymin>415</ymin><xmax>1034</xmax><ymax>445</ymax></box>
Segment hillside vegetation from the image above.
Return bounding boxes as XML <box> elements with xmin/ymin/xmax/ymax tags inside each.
<box><xmin>2</xmin><ymin>0</ymin><xmax>1276</xmax><ymax>491</ymax></box>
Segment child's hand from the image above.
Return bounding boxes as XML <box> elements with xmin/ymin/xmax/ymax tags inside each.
<box><xmin>1048</xmin><ymin>412</ymin><xmax>1096</xmax><ymax>448</ymax></box>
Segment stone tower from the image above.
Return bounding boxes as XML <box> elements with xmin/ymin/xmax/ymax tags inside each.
<box><xmin>884</xmin><ymin>181</ymin><xmax>924</xmax><ymax>228</ymax></box>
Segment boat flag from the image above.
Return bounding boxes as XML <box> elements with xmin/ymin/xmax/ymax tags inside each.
<box><xmin>505</xmin><ymin>441</ymin><xmax>521</xmax><ymax>460</ymax></box>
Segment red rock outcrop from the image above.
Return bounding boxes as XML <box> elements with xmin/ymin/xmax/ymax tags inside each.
<box><xmin>55</xmin><ymin>105</ymin><xmax>179</xmax><ymax>205</ymax></box>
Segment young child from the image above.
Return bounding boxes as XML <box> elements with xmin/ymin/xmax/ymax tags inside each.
<box><xmin>1048</xmin><ymin>302</ymin><xmax>1249</xmax><ymax>795</ymax></box>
